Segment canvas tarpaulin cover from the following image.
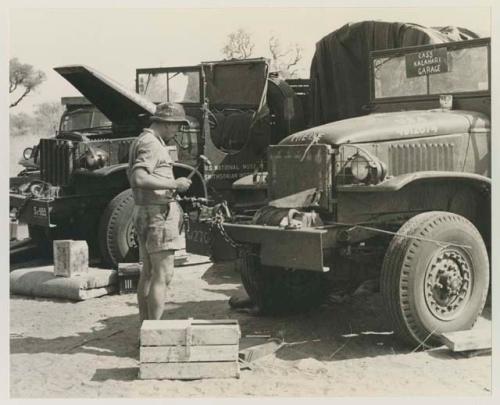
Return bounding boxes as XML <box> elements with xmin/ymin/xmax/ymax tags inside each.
<box><xmin>10</xmin><ymin>267</ymin><xmax>118</xmax><ymax>301</ymax></box>
<box><xmin>309</xmin><ymin>21</ymin><xmax>478</xmax><ymax>126</ymax></box>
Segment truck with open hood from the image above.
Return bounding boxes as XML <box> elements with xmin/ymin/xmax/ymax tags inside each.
<box><xmin>9</xmin><ymin>58</ymin><xmax>305</xmax><ymax>266</ymax></box>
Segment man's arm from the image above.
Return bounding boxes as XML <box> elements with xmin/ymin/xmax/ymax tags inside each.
<box><xmin>129</xmin><ymin>168</ymin><xmax>192</xmax><ymax>192</ymax></box>
<box><xmin>129</xmin><ymin>167</ymin><xmax>177</xmax><ymax>190</ymax></box>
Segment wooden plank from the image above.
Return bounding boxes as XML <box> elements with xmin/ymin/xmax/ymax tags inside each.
<box><xmin>239</xmin><ymin>340</ymin><xmax>282</xmax><ymax>362</ymax></box>
<box><xmin>441</xmin><ymin>329</ymin><xmax>491</xmax><ymax>352</ymax></box>
<box><xmin>141</xmin><ymin>320</ymin><xmax>240</xmax><ymax>346</ymax></box>
<box><xmin>457</xmin><ymin>348</ymin><xmax>492</xmax><ymax>358</ymax></box>
<box><xmin>140</xmin><ymin>344</ymin><xmax>239</xmax><ymax>363</ymax></box>
<box><xmin>139</xmin><ymin>361</ymin><xmax>240</xmax><ymax>380</ymax></box>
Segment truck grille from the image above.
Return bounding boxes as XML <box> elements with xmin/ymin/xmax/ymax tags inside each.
<box><xmin>40</xmin><ymin>138</ymin><xmax>74</xmax><ymax>186</ymax></box>
<box><xmin>389</xmin><ymin>143</ymin><xmax>454</xmax><ymax>176</ymax></box>
<box><xmin>268</xmin><ymin>144</ymin><xmax>332</xmax><ymax>210</ymax></box>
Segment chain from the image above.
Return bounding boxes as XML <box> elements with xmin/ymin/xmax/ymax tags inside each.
<box><xmin>206</xmin><ymin>201</ymin><xmax>252</xmax><ymax>259</ymax></box>
<box><xmin>212</xmin><ymin>212</ymin><xmax>243</xmax><ymax>250</ymax></box>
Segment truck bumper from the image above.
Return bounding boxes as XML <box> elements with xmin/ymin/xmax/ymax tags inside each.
<box><xmin>185</xmin><ymin>220</ymin><xmax>339</xmax><ymax>271</ymax></box>
<box><xmin>223</xmin><ymin>223</ymin><xmax>339</xmax><ymax>272</ymax></box>
<box><xmin>10</xmin><ymin>192</ymin><xmax>110</xmax><ymax>228</ymax></box>
<box><xmin>10</xmin><ymin>194</ymin><xmax>54</xmax><ymax>227</ymax></box>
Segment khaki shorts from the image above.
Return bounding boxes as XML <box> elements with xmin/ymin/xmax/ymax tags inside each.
<box><xmin>133</xmin><ymin>202</ymin><xmax>184</xmax><ymax>255</ymax></box>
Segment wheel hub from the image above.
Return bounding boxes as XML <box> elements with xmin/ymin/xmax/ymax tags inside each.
<box><xmin>126</xmin><ymin>222</ymin><xmax>138</xmax><ymax>249</ymax></box>
<box><xmin>424</xmin><ymin>249</ymin><xmax>472</xmax><ymax>321</ymax></box>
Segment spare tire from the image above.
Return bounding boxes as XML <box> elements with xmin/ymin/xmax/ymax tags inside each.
<box><xmin>267</xmin><ymin>78</ymin><xmax>305</xmax><ymax>143</ymax></box>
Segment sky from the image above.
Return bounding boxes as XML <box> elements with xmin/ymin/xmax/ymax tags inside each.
<box><xmin>9</xmin><ymin>6</ymin><xmax>491</xmax><ymax>115</ymax></box>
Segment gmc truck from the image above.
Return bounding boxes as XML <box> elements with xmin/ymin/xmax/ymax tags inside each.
<box><xmin>216</xmin><ymin>38</ymin><xmax>491</xmax><ymax>348</ymax></box>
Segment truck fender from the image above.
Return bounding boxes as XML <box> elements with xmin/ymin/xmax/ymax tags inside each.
<box><xmin>337</xmin><ymin>171</ymin><xmax>490</xmax><ymax>193</ymax></box>
<box><xmin>84</xmin><ymin>163</ymin><xmax>128</xmax><ymax>177</ymax></box>
<box><xmin>336</xmin><ymin>171</ymin><xmax>491</xmax><ymax>249</ymax></box>
<box><xmin>75</xmin><ymin>162</ymin><xmax>208</xmax><ymax>199</ymax></box>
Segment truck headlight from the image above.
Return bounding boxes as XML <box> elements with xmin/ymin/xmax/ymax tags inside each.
<box><xmin>348</xmin><ymin>152</ymin><xmax>386</xmax><ymax>185</ymax></box>
<box><xmin>351</xmin><ymin>155</ymin><xmax>370</xmax><ymax>182</ymax></box>
<box><xmin>23</xmin><ymin>147</ymin><xmax>33</xmax><ymax>160</ymax></box>
<box><xmin>83</xmin><ymin>148</ymin><xmax>108</xmax><ymax>170</ymax></box>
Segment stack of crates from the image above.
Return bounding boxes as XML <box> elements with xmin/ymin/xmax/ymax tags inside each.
<box><xmin>139</xmin><ymin>319</ymin><xmax>241</xmax><ymax>380</ymax></box>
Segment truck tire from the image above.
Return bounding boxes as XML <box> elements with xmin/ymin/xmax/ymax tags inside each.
<box><xmin>380</xmin><ymin>211</ymin><xmax>489</xmax><ymax>349</ymax></box>
<box><xmin>98</xmin><ymin>189</ymin><xmax>138</xmax><ymax>267</ymax></box>
<box><xmin>239</xmin><ymin>252</ymin><xmax>327</xmax><ymax>314</ymax></box>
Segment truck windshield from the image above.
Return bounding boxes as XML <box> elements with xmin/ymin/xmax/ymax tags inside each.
<box><xmin>60</xmin><ymin>109</ymin><xmax>111</xmax><ymax>132</ymax></box>
<box><xmin>137</xmin><ymin>70</ymin><xmax>201</xmax><ymax>104</ymax></box>
<box><xmin>373</xmin><ymin>44</ymin><xmax>489</xmax><ymax>99</ymax></box>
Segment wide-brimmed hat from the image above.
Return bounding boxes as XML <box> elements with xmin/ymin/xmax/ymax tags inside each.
<box><xmin>151</xmin><ymin>102</ymin><xmax>189</xmax><ymax>124</ymax></box>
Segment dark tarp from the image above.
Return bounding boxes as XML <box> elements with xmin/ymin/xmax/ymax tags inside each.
<box><xmin>309</xmin><ymin>21</ymin><xmax>479</xmax><ymax>126</ymax></box>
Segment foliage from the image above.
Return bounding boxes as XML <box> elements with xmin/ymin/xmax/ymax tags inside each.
<box><xmin>9</xmin><ymin>58</ymin><xmax>46</xmax><ymax>108</ymax></box>
<box><xmin>221</xmin><ymin>29</ymin><xmax>304</xmax><ymax>79</ymax></box>
<box><xmin>10</xmin><ymin>112</ymin><xmax>37</xmax><ymax>137</ymax></box>
<box><xmin>221</xmin><ymin>28</ymin><xmax>255</xmax><ymax>60</ymax></box>
<box><xmin>34</xmin><ymin>102</ymin><xmax>65</xmax><ymax>134</ymax></box>
<box><xmin>10</xmin><ymin>101</ymin><xmax>64</xmax><ymax>137</ymax></box>
<box><xmin>268</xmin><ymin>36</ymin><xmax>303</xmax><ymax>79</ymax></box>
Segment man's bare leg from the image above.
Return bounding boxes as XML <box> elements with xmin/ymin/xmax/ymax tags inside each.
<box><xmin>137</xmin><ymin>245</ymin><xmax>152</xmax><ymax>323</ymax></box>
<box><xmin>148</xmin><ymin>250</ymin><xmax>175</xmax><ymax>320</ymax></box>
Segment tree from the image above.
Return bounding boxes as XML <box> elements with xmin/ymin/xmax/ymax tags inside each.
<box><xmin>221</xmin><ymin>29</ymin><xmax>304</xmax><ymax>79</ymax></box>
<box><xmin>221</xmin><ymin>28</ymin><xmax>255</xmax><ymax>60</ymax></box>
<box><xmin>268</xmin><ymin>36</ymin><xmax>303</xmax><ymax>79</ymax></box>
<box><xmin>9</xmin><ymin>112</ymin><xmax>36</xmax><ymax>136</ymax></box>
<box><xmin>9</xmin><ymin>58</ymin><xmax>46</xmax><ymax>108</ymax></box>
<box><xmin>34</xmin><ymin>102</ymin><xmax>64</xmax><ymax>135</ymax></box>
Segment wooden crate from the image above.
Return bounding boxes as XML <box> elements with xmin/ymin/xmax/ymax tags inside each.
<box><xmin>139</xmin><ymin>319</ymin><xmax>240</xmax><ymax>380</ymax></box>
<box><xmin>117</xmin><ymin>263</ymin><xmax>141</xmax><ymax>294</ymax></box>
<box><xmin>53</xmin><ymin>240</ymin><xmax>89</xmax><ymax>277</ymax></box>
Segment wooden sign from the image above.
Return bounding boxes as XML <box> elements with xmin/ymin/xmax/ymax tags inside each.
<box><xmin>406</xmin><ymin>47</ymin><xmax>448</xmax><ymax>78</ymax></box>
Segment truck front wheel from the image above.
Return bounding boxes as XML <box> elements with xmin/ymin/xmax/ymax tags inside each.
<box><xmin>239</xmin><ymin>252</ymin><xmax>327</xmax><ymax>314</ymax></box>
<box><xmin>98</xmin><ymin>189</ymin><xmax>138</xmax><ymax>267</ymax></box>
<box><xmin>380</xmin><ymin>211</ymin><xmax>489</xmax><ymax>349</ymax></box>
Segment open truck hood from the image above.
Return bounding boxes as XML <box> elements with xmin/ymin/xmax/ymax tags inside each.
<box><xmin>201</xmin><ymin>58</ymin><xmax>268</xmax><ymax>107</ymax></box>
<box><xmin>280</xmin><ymin>110</ymin><xmax>490</xmax><ymax>146</ymax></box>
<box><xmin>54</xmin><ymin>65</ymin><xmax>156</xmax><ymax>127</ymax></box>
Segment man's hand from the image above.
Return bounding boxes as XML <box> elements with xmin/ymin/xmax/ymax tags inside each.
<box><xmin>175</xmin><ymin>177</ymin><xmax>192</xmax><ymax>193</ymax></box>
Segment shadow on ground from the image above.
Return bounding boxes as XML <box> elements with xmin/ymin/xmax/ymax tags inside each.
<box><xmin>10</xmin><ymin>312</ymin><xmax>141</xmax><ymax>359</ymax></box>
<box><xmin>11</xmin><ymin>259</ymin><xmax>492</xmax><ymax>366</ymax></box>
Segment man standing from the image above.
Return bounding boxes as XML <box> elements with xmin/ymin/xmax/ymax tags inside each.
<box><xmin>127</xmin><ymin>102</ymin><xmax>192</xmax><ymax>323</ymax></box>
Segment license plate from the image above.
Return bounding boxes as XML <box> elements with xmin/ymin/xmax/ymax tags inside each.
<box><xmin>33</xmin><ymin>206</ymin><xmax>48</xmax><ymax>217</ymax></box>
<box><xmin>185</xmin><ymin>220</ymin><xmax>212</xmax><ymax>256</ymax></box>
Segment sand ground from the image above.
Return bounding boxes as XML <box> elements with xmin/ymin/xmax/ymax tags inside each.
<box><xmin>10</xmin><ymin>259</ymin><xmax>491</xmax><ymax>398</ymax></box>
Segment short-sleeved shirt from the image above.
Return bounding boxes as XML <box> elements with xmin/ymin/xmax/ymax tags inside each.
<box><xmin>127</xmin><ymin>128</ymin><xmax>176</xmax><ymax>205</ymax></box>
